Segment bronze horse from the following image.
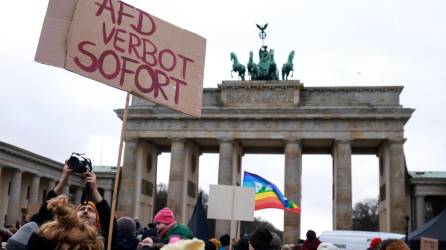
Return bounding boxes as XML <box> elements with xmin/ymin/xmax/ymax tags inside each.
<box><xmin>230</xmin><ymin>52</ymin><xmax>245</xmax><ymax>81</ymax></box>
<box><xmin>281</xmin><ymin>50</ymin><xmax>295</xmax><ymax>80</ymax></box>
<box><xmin>247</xmin><ymin>51</ymin><xmax>259</xmax><ymax>80</ymax></box>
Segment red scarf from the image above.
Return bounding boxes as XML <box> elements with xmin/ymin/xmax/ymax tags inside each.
<box><xmin>158</xmin><ymin>221</ymin><xmax>177</xmax><ymax>237</ymax></box>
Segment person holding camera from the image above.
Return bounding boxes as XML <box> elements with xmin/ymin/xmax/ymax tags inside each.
<box><xmin>26</xmin><ymin>195</ymin><xmax>104</xmax><ymax>250</ymax></box>
<box><xmin>28</xmin><ymin>154</ymin><xmax>117</xmax><ymax>248</ymax></box>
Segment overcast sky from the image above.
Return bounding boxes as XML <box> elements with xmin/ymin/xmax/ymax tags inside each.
<box><xmin>1</xmin><ymin>0</ymin><xmax>445</xmax><ymax>238</ymax></box>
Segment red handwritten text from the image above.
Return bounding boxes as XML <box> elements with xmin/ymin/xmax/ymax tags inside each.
<box><xmin>73</xmin><ymin>0</ymin><xmax>195</xmax><ymax>105</ymax></box>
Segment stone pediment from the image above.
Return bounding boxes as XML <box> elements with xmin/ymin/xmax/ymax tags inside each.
<box><xmin>218</xmin><ymin>80</ymin><xmax>302</xmax><ymax>108</ymax></box>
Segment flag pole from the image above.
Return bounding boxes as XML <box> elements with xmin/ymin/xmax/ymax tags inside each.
<box><xmin>107</xmin><ymin>92</ymin><xmax>131</xmax><ymax>250</ymax></box>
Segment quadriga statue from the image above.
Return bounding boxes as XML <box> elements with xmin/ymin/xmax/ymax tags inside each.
<box><xmin>229</xmin><ymin>24</ymin><xmax>294</xmax><ymax>81</ymax></box>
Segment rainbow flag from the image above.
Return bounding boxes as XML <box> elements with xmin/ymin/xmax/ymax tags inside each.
<box><xmin>243</xmin><ymin>171</ymin><xmax>300</xmax><ymax>213</ymax></box>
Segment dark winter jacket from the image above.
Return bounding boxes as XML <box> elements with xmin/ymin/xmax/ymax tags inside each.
<box><xmin>113</xmin><ymin>231</ymin><xmax>138</xmax><ymax>250</ymax></box>
<box><xmin>139</xmin><ymin>227</ymin><xmax>161</xmax><ymax>243</ymax></box>
<box><xmin>26</xmin><ymin>233</ymin><xmax>56</xmax><ymax>250</ymax></box>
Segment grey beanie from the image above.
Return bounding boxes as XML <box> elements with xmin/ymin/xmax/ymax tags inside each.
<box><xmin>6</xmin><ymin>222</ymin><xmax>38</xmax><ymax>250</ymax></box>
<box><xmin>117</xmin><ymin>216</ymin><xmax>136</xmax><ymax>236</ymax></box>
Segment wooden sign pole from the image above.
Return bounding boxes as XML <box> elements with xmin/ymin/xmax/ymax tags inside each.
<box><xmin>229</xmin><ymin>185</ymin><xmax>236</xmax><ymax>250</ymax></box>
<box><xmin>107</xmin><ymin>92</ymin><xmax>131</xmax><ymax>250</ymax></box>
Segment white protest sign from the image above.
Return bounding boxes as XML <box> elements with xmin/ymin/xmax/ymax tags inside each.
<box><xmin>207</xmin><ymin>184</ymin><xmax>255</xmax><ymax>221</ymax></box>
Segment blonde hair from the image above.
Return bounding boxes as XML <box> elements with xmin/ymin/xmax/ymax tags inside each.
<box><xmin>38</xmin><ymin>195</ymin><xmax>104</xmax><ymax>250</ymax></box>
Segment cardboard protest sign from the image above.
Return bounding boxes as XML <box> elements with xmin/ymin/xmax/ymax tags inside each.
<box><xmin>421</xmin><ymin>237</ymin><xmax>438</xmax><ymax>250</ymax></box>
<box><xmin>207</xmin><ymin>184</ymin><xmax>255</xmax><ymax>221</ymax></box>
<box><xmin>35</xmin><ymin>0</ymin><xmax>78</xmax><ymax>67</ymax></box>
<box><xmin>36</xmin><ymin>0</ymin><xmax>206</xmax><ymax>117</ymax></box>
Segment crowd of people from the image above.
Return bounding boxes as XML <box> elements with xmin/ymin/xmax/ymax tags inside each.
<box><xmin>0</xmin><ymin>163</ymin><xmax>411</xmax><ymax>250</ymax></box>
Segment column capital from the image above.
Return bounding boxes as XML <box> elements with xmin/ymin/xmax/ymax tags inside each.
<box><xmin>31</xmin><ymin>173</ymin><xmax>42</xmax><ymax>178</ymax></box>
<box><xmin>284</xmin><ymin>138</ymin><xmax>302</xmax><ymax>144</ymax></box>
<box><xmin>334</xmin><ymin>139</ymin><xmax>352</xmax><ymax>144</ymax></box>
<box><xmin>124</xmin><ymin>138</ymin><xmax>139</xmax><ymax>143</ymax></box>
<box><xmin>169</xmin><ymin>137</ymin><xmax>185</xmax><ymax>143</ymax></box>
<box><xmin>186</xmin><ymin>140</ymin><xmax>200</xmax><ymax>150</ymax></box>
<box><xmin>233</xmin><ymin>141</ymin><xmax>244</xmax><ymax>155</ymax></box>
<box><xmin>217</xmin><ymin>137</ymin><xmax>234</xmax><ymax>143</ymax></box>
<box><xmin>388</xmin><ymin>138</ymin><xmax>406</xmax><ymax>144</ymax></box>
<box><xmin>11</xmin><ymin>167</ymin><xmax>23</xmax><ymax>173</ymax></box>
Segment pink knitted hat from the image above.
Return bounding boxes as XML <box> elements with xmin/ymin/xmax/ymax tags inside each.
<box><xmin>154</xmin><ymin>207</ymin><xmax>176</xmax><ymax>224</ymax></box>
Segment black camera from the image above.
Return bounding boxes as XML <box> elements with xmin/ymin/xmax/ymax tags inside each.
<box><xmin>67</xmin><ymin>153</ymin><xmax>92</xmax><ymax>174</ymax></box>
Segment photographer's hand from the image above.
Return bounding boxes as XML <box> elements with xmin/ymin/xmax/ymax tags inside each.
<box><xmin>85</xmin><ymin>172</ymin><xmax>103</xmax><ymax>203</ymax></box>
<box><xmin>54</xmin><ymin>161</ymin><xmax>72</xmax><ymax>195</ymax></box>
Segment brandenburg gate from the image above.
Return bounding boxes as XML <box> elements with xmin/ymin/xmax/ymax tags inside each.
<box><xmin>116</xmin><ymin>80</ymin><xmax>413</xmax><ymax>243</ymax></box>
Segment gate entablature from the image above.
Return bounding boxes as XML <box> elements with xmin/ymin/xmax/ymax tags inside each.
<box><xmin>127</xmin><ymin>81</ymin><xmax>410</xmax><ymax>114</ymax></box>
<box><xmin>219</xmin><ymin>80</ymin><xmax>302</xmax><ymax>108</ymax></box>
<box><xmin>118</xmin><ymin>81</ymin><xmax>413</xmax><ymax>147</ymax></box>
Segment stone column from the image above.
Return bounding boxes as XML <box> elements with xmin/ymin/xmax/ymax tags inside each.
<box><xmin>0</xmin><ymin>166</ymin><xmax>4</xmax><ymax>227</ymax></box>
<box><xmin>28</xmin><ymin>175</ymin><xmax>41</xmax><ymax>215</ymax></box>
<box><xmin>75</xmin><ymin>186</ymin><xmax>83</xmax><ymax>204</ymax></box>
<box><xmin>378</xmin><ymin>142</ymin><xmax>390</xmax><ymax>231</ymax></box>
<box><xmin>218</xmin><ymin>139</ymin><xmax>234</xmax><ymax>185</ymax></box>
<box><xmin>0</xmin><ymin>166</ymin><xmax>2</xmax><ymax>199</ymax></box>
<box><xmin>167</xmin><ymin>138</ymin><xmax>187</xmax><ymax>223</ymax></box>
<box><xmin>47</xmin><ymin>180</ymin><xmax>56</xmax><ymax>191</ymax></box>
<box><xmin>134</xmin><ymin>141</ymin><xmax>159</xmax><ymax>226</ymax></box>
<box><xmin>183</xmin><ymin>142</ymin><xmax>201</xmax><ymax>223</ymax></box>
<box><xmin>388</xmin><ymin>139</ymin><xmax>406</xmax><ymax>233</ymax></box>
<box><xmin>332</xmin><ymin>140</ymin><xmax>352</xmax><ymax>230</ymax></box>
<box><xmin>6</xmin><ymin>169</ymin><xmax>22</xmax><ymax>225</ymax></box>
<box><xmin>415</xmin><ymin>195</ymin><xmax>425</xmax><ymax>229</ymax></box>
<box><xmin>0</xmin><ymin>166</ymin><xmax>2</xmax><ymax>197</ymax></box>
<box><xmin>104</xmin><ymin>189</ymin><xmax>112</xmax><ymax>204</ymax></box>
<box><xmin>284</xmin><ymin>139</ymin><xmax>302</xmax><ymax>243</ymax></box>
<box><xmin>215</xmin><ymin>138</ymin><xmax>234</xmax><ymax>238</ymax></box>
<box><xmin>117</xmin><ymin>140</ymin><xmax>138</xmax><ymax>218</ymax></box>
